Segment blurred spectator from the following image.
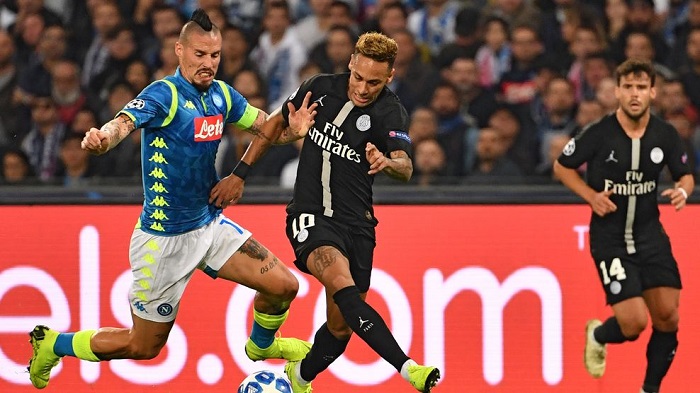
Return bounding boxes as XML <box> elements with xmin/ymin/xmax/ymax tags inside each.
<box><xmin>50</xmin><ymin>59</ymin><xmax>88</xmax><ymax>126</ymax></box>
<box><xmin>20</xmin><ymin>95</ymin><xmax>65</xmax><ymax>182</ymax></box>
<box><xmin>679</xmin><ymin>26</ymin><xmax>700</xmax><ymax>109</ymax></box>
<box><xmin>92</xmin><ymin>24</ymin><xmax>140</xmax><ymax>102</ymax></box>
<box><xmin>232</xmin><ymin>69</ymin><xmax>267</xmax><ymax>100</ymax></box>
<box><xmin>488</xmin><ymin>105</ymin><xmax>538</xmax><ymax>175</ymax></box>
<box><xmin>535</xmin><ymin>132</ymin><xmax>574</xmax><ymax>181</ymax></box>
<box><xmin>299</xmin><ymin>61</ymin><xmax>322</xmax><ymax>81</ymax></box>
<box><xmin>1</xmin><ymin>146</ymin><xmax>36</xmax><ymax>185</ymax></box>
<box><xmin>328</xmin><ymin>1</ymin><xmax>359</xmax><ymax>34</ymax></box>
<box><xmin>657</xmin><ymin>78</ymin><xmax>698</xmax><ymax>121</ymax></box>
<box><xmin>99</xmin><ymin>82</ymin><xmax>135</xmax><ymax>126</ymax></box>
<box><xmin>664</xmin><ymin>110</ymin><xmax>699</xmax><ymax>180</ymax></box>
<box><xmin>407</xmin><ymin>0</ymin><xmax>460</xmax><ymax>58</ymax></box>
<box><xmin>124</xmin><ymin>59</ymin><xmax>152</xmax><ymax>93</ymax></box>
<box><xmin>205</xmin><ymin>5</ymin><xmax>229</xmax><ymax>30</ymax></box>
<box><xmin>11</xmin><ymin>12</ymin><xmax>46</xmax><ymax>69</ymax></box>
<box><xmin>662</xmin><ymin>0</ymin><xmax>691</xmax><ymax>49</ymax></box>
<box><xmin>475</xmin><ymin>15</ymin><xmax>511</xmax><ymax>89</ymax></box>
<box><xmin>309</xmin><ymin>25</ymin><xmax>356</xmax><ymax>74</ymax></box>
<box><xmin>410</xmin><ymin>138</ymin><xmax>451</xmax><ymax>185</ymax></box>
<box><xmin>623</xmin><ymin>30</ymin><xmax>675</xmax><ymax>77</ymax></box>
<box><xmin>218</xmin><ymin>25</ymin><xmax>257</xmax><ymax>84</ymax></box>
<box><xmin>534</xmin><ymin>76</ymin><xmax>578</xmax><ymax>165</ymax></box>
<box><xmin>465</xmin><ymin>127</ymin><xmax>523</xmax><ymax>181</ymax></box>
<box><xmin>482</xmin><ymin>0</ymin><xmax>542</xmax><ymax>31</ymax></box>
<box><xmin>153</xmin><ymin>33</ymin><xmax>179</xmax><ymax>80</ymax></box>
<box><xmin>388</xmin><ymin>28</ymin><xmax>441</xmax><ymax>113</ymax></box>
<box><xmin>16</xmin><ymin>23</ymin><xmax>67</xmax><ymax>106</ymax></box>
<box><xmin>279</xmin><ymin>137</ymin><xmax>304</xmax><ymax>189</ymax></box>
<box><xmin>581</xmin><ymin>51</ymin><xmax>615</xmax><ymax>100</ymax></box>
<box><xmin>595</xmin><ymin>76</ymin><xmax>619</xmax><ymax>112</ymax></box>
<box><xmin>81</xmin><ymin>1</ymin><xmax>122</xmax><ymax>90</ymax></box>
<box><xmin>56</xmin><ymin>132</ymin><xmax>99</xmax><ymax>186</ymax></box>
<box><xmin>443</xmin><ymin>56</ymin><xmax>499</xmax><ymax>128</ymax></box>
<box><xmin>430</xmin><ymin>82</ymin><xmax>472</xmax><ymax>176</ymax></box>
<box><xmin>605</xmin><ymin>0</ymin><xmax>630</xmax><ymax>44</ymax></box>
<box><xmin>567</xmin><ymin>23</ymin><xmax>608</xmax><ymax>100</ymax></box>
<box><xmin>667</xmin><ymin>0</ymin><xmax>700</xmax><ymax>70</ymax></box>
<box><xmin>296</xmin><ymin>0</ymin><xmax>334</xmax><ymax>53</ymax></box>
<box><xmin>141</xmin><ymin>5</ymin><xmax>185</xmax><ymax>69</ymax></box>
<box><xmin>611</xmin><ymin>0</ymin><xmax>668</xmax><ymax>64</ymax></box>
<box><xmin>433</xmin><ymin>5</ymin><xmax>481</xmax><ymax>69</ymax></box>
<box><xmin>408</xmin><ymin>106</ymin><xmax>439</xmax><ymax>145</ymax></box>
<box><xmin>574</xmin><ymin>98</ymin><xmax>606</xmax><ymax>132</ymax></box>
<box><xmin>69</xmin><ymin>107</ymin><xmax>98</xmax><ymax>135</ymax></box>
<box><xmin>497</xmin><ymin>24</ymin><xmax>544</xmax><ymax>106</ymax></box>
<box><xmin>367</xmin><ymin>1</ymin><xmax>409</xmax><ymax>36</ymax></box>
<box><xmin>223</xmin><ymin>0</ymin><xmax>264</xmax><ymax>34</ymax></box>
<box><xmin>251</xmin><ymin>0</ymin><xmax>307</xmax><ymax>111</ymax></box>
<box><xmin>0</xmin><ymin>29</ymin><xmax>19</xmax><ymax>147</ymax></box>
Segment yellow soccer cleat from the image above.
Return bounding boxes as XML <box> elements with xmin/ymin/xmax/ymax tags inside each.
<box><xmin>584</xmin><ymin>319</ymin><xmax>607</xmax><ymax>378</ymax></box>
<box><xmin>284</xmin><ymin>360</ymin><xmax>312</xmax><ymax>393</ymax></box>
<box><xmin>28</xmin><ymin>325</ymin><xmax>62</xmax><ymax>389</ymax></box>
<box><xmin>245</xmin><ymin>337</ymin><xmax>312</xmax><ymax>361</ymax></box>
<box><xmin>407</xmin><ymin>363</ymin><xmax>441</xmax><ymax>392</ymax></box>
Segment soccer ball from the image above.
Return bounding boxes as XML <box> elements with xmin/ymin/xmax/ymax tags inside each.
<box><xmin>238</xmin><ymin>370</ymin><xmax>292</xmax><ymax>393</ymax></box>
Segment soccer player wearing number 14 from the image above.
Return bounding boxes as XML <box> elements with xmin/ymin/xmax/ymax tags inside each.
<box><xmin>554</xmin><ymin>59</ymin><xmax>694</xmax><ymax>393</ymax></box>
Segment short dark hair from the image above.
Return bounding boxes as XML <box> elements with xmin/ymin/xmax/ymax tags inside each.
<box><xmin>615</xmin><ymin>58</ymin><xmax>656</xmax><ymax>86</ymax></box>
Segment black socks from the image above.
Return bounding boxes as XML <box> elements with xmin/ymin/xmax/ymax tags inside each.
<box><xmin>332</xmin><ymin>286</ymin><xmax>410</xmax><ymax>372</ymax></box>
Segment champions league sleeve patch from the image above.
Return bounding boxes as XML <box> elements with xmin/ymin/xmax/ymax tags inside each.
<box><xmin>125</xmin><ymin>99</ymin><xmax>145</xmax><ymax>110</ymax></box>
<box><xmin>562</xmin><ymin>138</ymin><xmax>576</xmax><ymax>156</ymax></box>
<box><xmin>389</xmin><ymin>130</ymin><xmax>411</xmax><ymax>143</ymax></box>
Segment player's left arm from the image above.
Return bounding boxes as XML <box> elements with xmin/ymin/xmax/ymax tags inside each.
<box><xmin>366</xmin><ymin>144</ymin><xmax>413</xmax><ymax>182</ymax></box>
<box><xmin>661</xmin><ymin>174</ymin><xmax>694</xmax><ymax>211</ymax></box>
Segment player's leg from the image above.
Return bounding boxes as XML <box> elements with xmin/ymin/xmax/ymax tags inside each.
<box><xmin>210</xmin><ymin>217</ymin><xmax>309</xmax><ymax>362</ymax></box>
<box><xmin>28</xmin><ymin>227</ymin><xmax>193</xmax><ymax>389</ymax></box>
<box><xmin>296</xmin><ymin>287</ymin><xmax>357</xmax><ymax>383</ymax></box>
<box><xmin>585</xmin><ymin>254</ymin><xmax>646</xmax><ymax>378</ymax></box>
<box><xmin>640</xmin><ymin>287</ymin><xmax>680</xmax><ymax>393</ymax></box>
<box><xmin>28</xmin><ymin>314</ymin><xmax>174</xmax><ymax>389</ymax></box>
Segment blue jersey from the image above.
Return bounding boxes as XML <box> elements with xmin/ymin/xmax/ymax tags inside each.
<box><xmin>119</xmin><ymin>68</ymin><xmax>258</xmax><ymax>235</ymax></box>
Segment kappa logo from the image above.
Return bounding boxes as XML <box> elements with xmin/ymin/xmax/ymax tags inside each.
<box><xmin>605</xmin><ymin>150</ymin><xmax>618</xmax><ymax>163</ymax></box>
<box><xmin>184</xmin><ymin>100</ymin><xmax>196</xmax><ymax>110</ymax></box>
<box><xmin>314</xmin><ymin>95</ymin><xmax>327</xmax><ymax>106</ymax></box>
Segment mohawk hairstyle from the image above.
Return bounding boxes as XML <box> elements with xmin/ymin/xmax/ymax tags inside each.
<box><xmin>190</xmin><ymin>8</ymin><xmax>214</xmax><ymax>31</ymax></box>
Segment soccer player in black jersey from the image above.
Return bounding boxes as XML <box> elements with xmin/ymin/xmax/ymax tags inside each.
<box><xmin>554</xmin><ymin>59</ymin><xmax>694</xmax><ymax>393</ymax></box>
<box><xmin>213</xmin><ymin>32</ymin><xmax>440</xmax><ymax>393</ymax></box>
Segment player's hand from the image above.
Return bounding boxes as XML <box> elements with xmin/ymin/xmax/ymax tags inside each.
<box><xmin>661</xmin><ymin>187</ymin><xmax>688</xmax><ymax>211</ymax></box>
<box><xmin>591</xmin><ymin>190</ymin><xmax>617</xmax><ymax>217</ymax></box>
<box><xmin>366</xmin><ymin>142</ymin><xmax>388</xmax><ymax>175</ymax></box>
<box><xmin>81</xmin><ymin>127</ymin><xmax>110</xmax><ymax>155</ymax></box>
<box><xmin>209</xmin><ymin>174</ymin><xmax>245</xmax><ymax>209</ymax></box>
<box><xmin>287</xmin><ymin>92</ymin><xmax>318</xmax><ymax>139</ymax></box>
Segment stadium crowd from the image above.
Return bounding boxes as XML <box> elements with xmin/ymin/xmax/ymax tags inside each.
<box><xmin>1</xmin><ymin>0</ymin><xmax>699</xmax><ymax>187</ymax></box>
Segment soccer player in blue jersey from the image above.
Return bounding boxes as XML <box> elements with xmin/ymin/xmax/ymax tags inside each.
<box><xmin>27</xmin><ymin>10</ymin><xmax>318</xmax><ymax>390</ymax></box>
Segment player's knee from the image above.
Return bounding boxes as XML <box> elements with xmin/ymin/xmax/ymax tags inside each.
<box><xmin>272</xmin><ymin>271</ymin><xmax>299</xmax><ymax>301</ymax></box>
<box><xmin>654</xmin><ymin>309</ymin><xmax>679</xmax><ymax>330</ymax></box>
<box><xmin>620</xmin><ymin>316</ymin><xmax>647</xmax><ymax>339</ymax></box>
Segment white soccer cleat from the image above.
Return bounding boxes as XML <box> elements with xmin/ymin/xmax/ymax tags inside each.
<box><xmin>584</xmin><ymin>319</ymin><xmax>606</xmax><ymax>378</ymax></box>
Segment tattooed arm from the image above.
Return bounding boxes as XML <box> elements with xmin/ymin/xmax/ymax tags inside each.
<box><xmin>366</xmin><ymin>144</ymin><xmax>413</xmax><ymax>182</ymax></box>
<box><xmin>81</xmin><ymin>113</ymin><xmax>136</xmax><ymax>155</ymax></box>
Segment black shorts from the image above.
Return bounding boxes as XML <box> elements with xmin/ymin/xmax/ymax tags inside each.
<box><xmin>286</xmin><ymin>212</ymin><xmax>376</xmax><ymax>292</ymax></box>
<box><xmin>591</xmin><ymin>239</ymin><xmax>682</xmax><ymax>305</ymax></box>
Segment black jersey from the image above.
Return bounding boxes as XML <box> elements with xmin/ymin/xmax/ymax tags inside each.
<box><xmin>281</xmin><ymin>73</ymin><xmax>412</xmax><ymax>227</ymax></box>
<box><xmin>558</xmin><ymin>113</ymin><xmax>691</xmax><ymax>253</ymax></box>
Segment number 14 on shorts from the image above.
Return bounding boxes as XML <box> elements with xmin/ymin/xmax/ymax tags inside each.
<box><xmin>599</xmin><ymin>257</ymin><xmax>627</xmax><ymax>284</ymax></box>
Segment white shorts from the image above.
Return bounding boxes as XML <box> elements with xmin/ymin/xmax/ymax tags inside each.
<box><xmin>128</xmin><ymin>214</ymin><xmax>252</xmax><ymax>322</ymax></box>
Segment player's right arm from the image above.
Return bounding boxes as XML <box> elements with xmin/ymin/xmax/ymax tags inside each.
<box><xmin>81</xmin><ymin>114</ymin><xmax>136</xmax><ymax>155</ymax></box>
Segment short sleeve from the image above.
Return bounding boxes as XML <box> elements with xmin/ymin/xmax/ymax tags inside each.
<box><xmin>557</xmin><ymin>123</ymin><xmax>602</xmax><ymax>168</ymax></box>
<box><xmin>382</xmin><ymin>104</ymin><xmax>412</xmax><ymax>158</ymax></box>
<box><xmin>118</xmin><ymin>80</ymin><xmax>173</xmax><ymax>129</ymax></box>
<box><xmin>665</xmin><ymin>124</ymin><xmax>692</xmax><ymax>181</ymax></box>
